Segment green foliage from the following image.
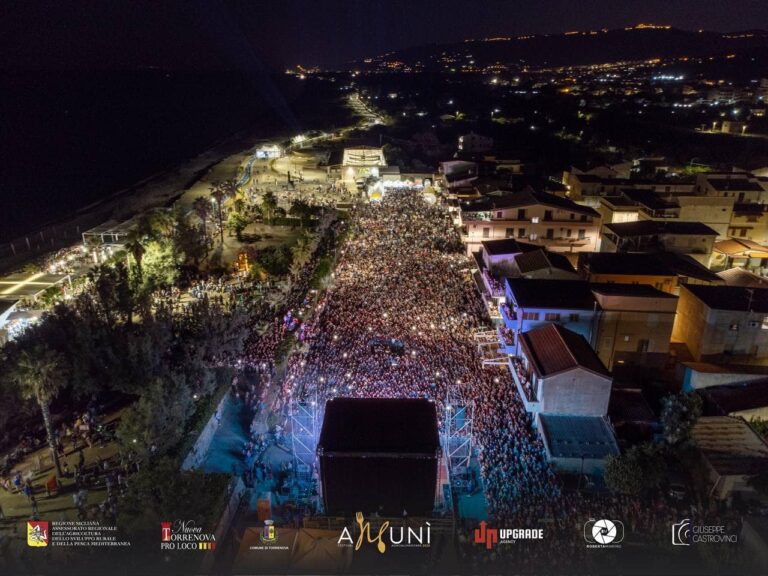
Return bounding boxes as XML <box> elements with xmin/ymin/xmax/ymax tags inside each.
<box><xmin>226</xmin><ymin>211</ymin><xmax>250</xmax><ymax>241</ymax></box>
<box><xmin>141</xmin><ymin>238</ymin><xmax>182</xmax><ymax>290</ymax></box>
<box><xmin>116</xmin><ymin>375</ymin><xmax>194</xmax><ymax>458</ymax></box>
<box><xmin>173</xmin><ymin>209</ymin><xmax>208</xmax><ymax>266</ymax></box>
<box><xmin>604</xmin><ymin>443</ymin><xmax>666</xmax><ymax>496</ymax></box>
<box><xmin>310</xmin><ymin>255</ymin><xmax>334</xmax><ymax>289</ymax></box>
<box><xmin>261</xmin><ymin>190</ymin><xmax>278</xmax><ymax>221</ymax></box>
<box><xmin>749</xmin><ymin>416</ymin><xmax>768</xmax><ymax>439</ymax></box>
<box><xmin>661</xmin><ymin>392</ymin><xmax>703</xmax><ymax>446</ymax></box>
<box><xmin>256</xmin><ymin>245</ymin><xmax>293</xmax><ymax>276</ymax></box>
<box><xmin>117</xmin><ymin>456</ymin><xmax>230</xmax><ymax>545</ymax></box>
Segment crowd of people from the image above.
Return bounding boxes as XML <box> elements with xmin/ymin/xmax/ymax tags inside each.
<box><xmin>269</xmin><ymin>190</ymin><xmax>559</xmax><ymax>528</ymax></box>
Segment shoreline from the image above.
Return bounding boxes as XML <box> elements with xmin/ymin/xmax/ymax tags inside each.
<box><xmin>0</xmin><ymin>127</ymin><xmax>283</xmax><ymax>275</ymax></box>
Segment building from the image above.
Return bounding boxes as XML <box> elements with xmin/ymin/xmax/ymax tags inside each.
<box><xmin>729</xmin><ymin>202</ymin><xmax>768</xmax><ymax>245</ymax></box>
<box><xmin>692</xmin><ymin>416</ymin><xmax>768</xmax><ymax>501</ymax></box>
<box><xmin>700</xmin><ymin>379</ymin><xmax>768</xmax><ymax>420</ymax></box>
<box><xmin>696</xmin><ymin>172</ymin><xmax>768</xmax><ymax>203</ymax></box>
<box><xmin>512</xmin><ymin>249</ymin><xmax>579</xmax><ymax>280</ymax></box>
<box><xmin>672</xmin><ymin>285</ymin><xmax>768</xmax><ymax>361</ymax></box>
<box><xmin>501</xmin><ymin>279</ymin><xmax>598</xmax><ymax>353</ymax></box>
<box><xmin>459</xmin><ymin>190</ymin><xmax>601</xmax><ymax>255</ymax></box>
<box><xmin>590</xmin><ymin>283</ymin><xmax>678</xmax><ymax>369</ymax></box>
<box><xmin>340</xmin><ymin>146</ymin><xmax>387</xmax><ymax>184</ymax></box>
<box><xmin>510</xmin><ymin>323</ymin><xmax>618</xmax><ymax>473</ymax></box>
<box><xmin>457</xmin><ymin>132</ymin><xmax>493</xmax><ymax>154</ymax></box>
<box><xmin>439</xmin><ymin>160</ymin><xmax>479</xmax><ymax>190</ymax></box>
<box><xmin>512</xmin><ymin>323</ymin><xmax>612</xmax><ymax>416</ymax></box>
<box><xmin>578</xmin><ymin>252</ymin><xmax>680</xmax><ymax>294</ymax></box>
<box><xmin>711</xmin><ymin>238</ymin><xmax>768</xmax><ymax>273</ymax></box>
<box><xmin>717</xmin><ymin>267</ymin><xmax>768</xmax><ymax>288</ymax></box>
<box><xmin>600</xmin><ymin>220</ymin><xmax>718</xmax><ymax>266</ymax></box>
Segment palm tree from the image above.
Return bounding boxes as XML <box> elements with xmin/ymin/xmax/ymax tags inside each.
<box><xmin>15</xmin><ymin>345</ymin><xmax>66</xmax><ymax>477</ymax></box>
<box><xmin>261</xmin><ymin>190</ymin><xmax>278</xmax><ymax>222</ymax></box>
<box><xmin>209</xmin><ymin>183</ymin><xmax>227</xmax><ymax>245</ymax></box>
<box><xmin>123</xmin><ymin>228</ymin><xmax>146</xmax><ymax>278</ymax></box>
<box><xmin>192</xmin><ymin>196</ymin><xmax>211</xmax><ymax>245</ymax></box>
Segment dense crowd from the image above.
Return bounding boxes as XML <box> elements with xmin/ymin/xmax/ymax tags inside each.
<box><xmin>272</xmin><ymin>190</ymin><xmax>559</xmax><ymax>525</ymax></box>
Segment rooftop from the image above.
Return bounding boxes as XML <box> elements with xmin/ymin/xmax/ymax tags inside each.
<box><xmin>683</xmin><ymin>284</ymin><xmax>768</xmax><ymax>313</ymax></box>
<box><xmin>603</xmin><ymin>220</ymin><xmax>719</xmax><ymax>237</ymax></box>
<box><xmin>519</xmin><ymin>323</ymin><xmax>609</xmax><ymax>378</ymax></box>
<box><xmin>590</xmin><ymin>282</ymin><xmax>677</xmax><ymax>299</ymax></box>
<box><xmin>481</xmin><ymin>238</ymin><xmax>539</xmax><ymax>256</ymax></box>
<box><xmin>693</xmin><ymin>416</ymin><xmax>768</xmax><ymax>477</ymax></box>
<box><xmin>506</xmin><ymin>278</ymin><xmax>596</xmax><ymax>310</ymax></box>
<box><xmin>318</xmin><ymin>398</ymin><xmax>439</xmax><ymax>455</ymax></box>
<box><xmin>538</xmin><ymin>414</ymin><xmax>619</xmax><ymax>459</ymax></box>
<box><xmin>609</xmin><ymin>389</ymin><xmax>657</xmax><ymax>423</ymax></box>
<box><xmin>462</xmin><ymin>189</ymin><xmax>599</xmax><ymax>217</ymax></box>
<box><xmin>706</xmin><ymin>178</ymin><xmax>765</xmax><ymax>193</ymax></box>
<box><xmin>514</xmin><ymin>249</ymin><xmax>576</xmax><ymax>275</ymax></box>
<box><xmin>701</xmin><ymin>380</ymin><xmax>768</xmax><ymax>416</ymax></box>
<box><xmin>717</xmin><ymin>267</ymin><xmax>768</xmax><ymax>288</ymax></box>
<box><xmin>578</xmin><ymin>252</ymin><xmax>674</xmax><ymax>276</ymax></box>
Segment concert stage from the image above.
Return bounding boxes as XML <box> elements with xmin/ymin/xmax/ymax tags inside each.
<box><xmin>317</xmin><ymin>398</ymin><xmax>441</xmax><ymax>516</ymax></box>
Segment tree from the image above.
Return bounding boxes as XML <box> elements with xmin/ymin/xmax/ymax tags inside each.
<box><xmin>141</xmin><ymin>239</ymin><xmax>182</xmax><ymax>290</ymax></box>
<box><xmin>226</xmin><ymin>211</ymin><xmax>249</xmax><ymax>241</ymax></box>
<box><xmin>749</xmin><ymin>416</ymin><xmax>768</xmax><ymax>439</ymax></box>
<box><xmin>604</xmin><ymin>443</ymin><xmax>666</xmax><ymax>496</ymax></box>
<box><xmin>209</xmin><ymin>182</ymin><xmax>229</xmax><ymax>245</ymax></box>
<box><xmin>172</xmin><ymin>210</ymin><xmax>207</xmax><ymax>267</ymax></box>
<box><xmin>661</xmin><ymin>392</ymin><xmax>703</xmax><ymax>446</ymax></box>
<box><xmin>192</xmin><ymin>196</ymin><xmax>211</xmax><ymax>246</ymax></box>
<box><xmin>261</xmin><ymin>190</ymin><xmax>278</xmax><ymax>222</ymax></box>
<box><xmin>123</xmin><ymin>227</ymin><xmax>146</xmax><ymax>278</ymax></box>
<box><xmin>13</xmin><ymin>345</ymin><xmax>66</xmax><ymax>477</ymax></box>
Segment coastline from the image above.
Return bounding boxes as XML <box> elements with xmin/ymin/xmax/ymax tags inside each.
<box><xmin>0</xmin><ymin>128</ymin><xmax>281</xmax><ymax>275</ymax></box>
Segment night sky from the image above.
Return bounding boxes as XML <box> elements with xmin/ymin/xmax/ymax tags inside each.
<box><xmin>3</xmin><ymin>0</ymin><xmax>768</xmax><ymax>72</ymax></box>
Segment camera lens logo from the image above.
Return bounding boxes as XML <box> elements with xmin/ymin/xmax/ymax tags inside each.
<box><xmin>672</xmin><ymin>519</ymin><xmax>692</xmax><ymax>546</ymax></box>
<box><xmin>584</xmin><ymin>519</ymin><xmax>624</xmax><ymax>546</ymax></box>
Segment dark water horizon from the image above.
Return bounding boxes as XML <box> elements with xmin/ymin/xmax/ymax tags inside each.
<box><xmin>0</xmin><ymin>69</ymin><xmax>349</xmax><ymax>242</ymax></box>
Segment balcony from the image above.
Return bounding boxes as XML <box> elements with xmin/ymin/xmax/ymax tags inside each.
<box><xmin>509</xmin><ymin>357</ymin><xmax>541</xmax><ymax>413</ymax></box>
<box><xmin>496</xmin><ymin>324</ymin><xmax>516</xmax><ymax>354</ymax></box>
<box><xmin>499</xmin><ymin>302</ymin><xmax>517</xmax><ymax>329</ymax></box>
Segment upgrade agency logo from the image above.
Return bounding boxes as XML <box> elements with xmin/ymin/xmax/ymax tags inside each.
<box><xmin>337</xmin><ymin>512</ymin><xmax>431</xmax><ymax>553</ymax></box>
<box><xmin>473</xmin><ymin>521</ymin><xmax>544</xmax><ymax>550</ymax></box>
<box><xmin>160</xmin><ymin>520</ymin><xmax>216</xmax><ymax>551</ymax></box>
<box><xmin>584</xmin><ymin>518</ymin><xmax>625</xmax><ymax>549</ymax></box>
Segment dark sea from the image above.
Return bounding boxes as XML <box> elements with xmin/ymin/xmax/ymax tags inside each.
<box><xmin>0</xmin><ymin>70</ymin><xmax>348</xmax><ymax>242</ymax></box>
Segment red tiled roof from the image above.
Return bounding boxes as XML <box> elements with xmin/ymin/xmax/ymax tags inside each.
<box><xmin>519</xmin><ymin>323</ymin><xmax>609</xmax><ymax>378</ymax></box>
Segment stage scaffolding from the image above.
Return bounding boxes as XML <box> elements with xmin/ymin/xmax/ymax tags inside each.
<box><xmin>442</xmin><ymin>386</ymin><xmax>474</xmax><ymax>473</ymax></box>
<box><xmin>289</xmin><ymin>396</ymin><xmax>320</xmax><ymax>480</ymax></box>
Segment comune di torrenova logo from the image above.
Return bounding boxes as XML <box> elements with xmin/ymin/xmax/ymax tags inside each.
<box><xmin>337</xmin><ymin>512</ymin><xmax>431</xmax><ymax>554</ymax></box>
<box><xmin>672</xmin><ymin>518</ymin><xmax>738</xmax><ymax>546</ymax></box>
<box><xmin>583</xmin><ymin>519</ymin><xmax>625</xmax><ymax>549</ymax></box>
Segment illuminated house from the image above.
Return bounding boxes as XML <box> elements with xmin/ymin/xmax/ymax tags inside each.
<box><xmin>510</xmin><ymin>323</ymin><xmax>618</xmax><ymax>473</ymax></box>
<box><xmin>600</xmin><ymin>220</ymin><xmax>718</xmax><ymax>266</ymax></box>
<box><xmin>340</xmin><ymin>146</ymin><xmax>386</xmax><ymax>183</ymax></box>
<box><xmin>672</xmin><ymin>285</ymin><xmax>768</xmax><ymax>361</ymax></box>
<box><xmin>459</xmin><ymin>190</ymin><xmax>601</xmax><ymax>256</ymax></box>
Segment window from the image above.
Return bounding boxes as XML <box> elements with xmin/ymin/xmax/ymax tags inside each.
<box><xmin>522</xmin><ymin>312</ymin><xmax>540</xmax><ymax>321</ymax></box>
<box><xmin>566</xmin><ymin>229</ymin><xmax>572</xmax><ymax>237</ymax></box>
<box><xmin>578</xmin><ymin>229</ymin><xmax>586</xmax><ymax>240</ymax></box>
<box><xmin>517</xmin><ymin>208</ymin><xmax>526</xmax><ymax>219</ymax></box>
<box><xmin>570</xmin><ymin>213</ymin><xmax>575</xmax><ymax>220</ymax></box>
<box><xmin>496</xmin><ymin>211</ymin><xmax>503</xmax><ymax>219</ymax></box>
<box><xmin>580</xmin><ymin>214</ymin><xmax>588</xmax><ymax>222</ymax></box>
<box><xmin>518</xmin><ymin>228</ymin><xmax>526</xmax><ymax>238</ymax></box>
<box><xmin>545</xmin><ymin>313</ymin><xmax>560</xmax><ymax>321</ymax></box>
<box><xmin>637</xmin><ymin>339</ymin><xmax>649</xmax><ymax>353</ymax></box>
<box><xmin>569</xmin><ymin>313</ymin><xmax>580</xmax><ymax>322</ymax></box>
<box><xmin>482</xmin><ymin>227</ymin><xmax>490</xmax><ymax>238</ymax></box>
<box><xmin>529</xmin><ymin>233</ymin><xmax>538</xmax><ymax>241</ymax></box>
<box><xmin>740</xmin><ymin>229</ymin><xmax>747</xmax><ymax>237</ymax></box>
<box><xmin>762</xmin><ymin>316</ymin><xmax>768</xmax><ymax>330</ymax></box>
<box><xmin>531</xmin><ymin>216</ymin><xmax>540</xmax><ymax>223</ymax></box>
<box><xmin>544</xmin><ymin>210</ymin><xmax>553</xmax><ymax>221</ymax></box>
<box><xmin>505</xmin><ymin>228</ymin><xmax>515</xmax><ymax>238</ymax></box>
<box><xmin>546</xmin><ymin>228</ymin><xmax>554</xmax><ymax>239</ymax></box>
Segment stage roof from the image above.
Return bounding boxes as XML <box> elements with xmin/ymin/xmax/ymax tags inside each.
<box><xmin>318</xmin><ymin>397</ymin><xmax>439</xmax><ymax>455</ymax></box>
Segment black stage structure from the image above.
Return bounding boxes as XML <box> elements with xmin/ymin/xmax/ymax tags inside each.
<box><xmin>317</xmin><ymin>397</ymin><xmax>441</xmax><ymax>516</ymax></box>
